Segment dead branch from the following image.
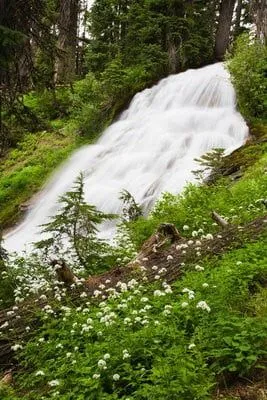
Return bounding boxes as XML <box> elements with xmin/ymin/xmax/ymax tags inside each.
<box><xmin>211</xmin><ymin>211</ymin><xmax>229</xmax><ymax>228</ymax></box>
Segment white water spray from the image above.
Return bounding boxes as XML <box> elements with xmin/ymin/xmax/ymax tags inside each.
<box><xmin>5</xmin><ymin>63</ymin><xmax>248</xmax><ymax>252</ymax></box>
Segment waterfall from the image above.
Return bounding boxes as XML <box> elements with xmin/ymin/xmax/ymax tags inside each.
<box><xmin>4</xmin><ymin>63</ymin><xmax>248</xmax><ymax>252</ymax></box>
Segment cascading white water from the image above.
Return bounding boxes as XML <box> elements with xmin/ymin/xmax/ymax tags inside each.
<box><xmin>5</xmin><ymin>63</ymin><xmax>248</xmax><ymax>252</ymax></box>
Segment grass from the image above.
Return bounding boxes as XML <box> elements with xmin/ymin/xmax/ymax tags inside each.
<box><xmin>0</xmin><ymin>129</ymin><xmax>77</xmax><ymax>230</ymax></box>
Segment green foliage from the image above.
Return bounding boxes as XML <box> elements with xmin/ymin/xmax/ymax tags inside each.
<box><xmin>24</xmin><ymin>88</ymin><xmax>72</xmax><ymax>121</ymax></box>
<box><xmin>228</xmin><ymin>34</ymin><xmax>267</xmax><ymax>120</ymax></box>
<box><xmin>1</xmin><ymin>129</ymin><xmax>266</xmax><ymax>398</ymax></box>
<box><xmin>5</xmin><ymin>235</ymin><xmax>267</xmax><ymax>399</ymax></box>
<box><xmin>71</xmin><ymin>63</ymin><xmax>151</xmax><ymax>138</ymax></box>
<box><xmin>0</xmin><ymin>131</ymin><xmax>76</xmax><ymax>229</ymax></box>
<box><xmin>126</xmin><ymin>150</ymin><xmax>267</xmax><ymax>248</ymax></box>
<box><xmin>0</xmin><ymin>233</ymin><xmax>15</xmax><ymax>309</ymax></box>
<box><xmin>86</xmin><ymin>0</ymin><xmax>216</xmax><ymax>75</ymax></box>
<box><xmin>119</xmin><ymin>190</ymin><xmax>143</xmax><ymax>222</ymax></box>
<box><xmin>193</xmin><ymin>148</ymin><xmax>225</xmax><ymax>181</ymax></box>
<box><xmin>36</xmin><ymin>174</ymin><xmax>115</xmax><ymax>274</ymax></box>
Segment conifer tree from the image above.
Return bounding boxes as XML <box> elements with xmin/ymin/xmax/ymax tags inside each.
<box><xmin>36</xmin><ymin>174</ymin><xmax>115</xmax><ymax>273</ymax></box>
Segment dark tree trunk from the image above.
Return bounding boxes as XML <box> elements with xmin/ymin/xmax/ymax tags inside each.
<box><xmin>215</xmin><ymin>0</ymin><xmax>236</xmax><ymax>60</ymax></box>
<box><xmin>234</xmin><ymin>0</ymin><xmax>243</xmax><ymax>38</ymax></box>
<box><xmin>250</xmin><ymin>0</ymin><xmax>267</xmax><ymax>43</ymax></box>
<box><xmin>56</xmin><ymin>0</ymin><xmax>79</xmax><ymax>83</ymax></box>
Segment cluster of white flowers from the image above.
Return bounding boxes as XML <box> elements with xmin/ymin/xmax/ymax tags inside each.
<box><xmin>35</xmin><ymin>370</ymin><xmax>45</xmax><ymax>376</ymax></box>
<box><xmin>163</xmin><ymin>305</ymin><xmax>172</xmax><ymax>316</ymax></box>
<box><xmin>204</xmin><ymin>233</ymin><xmax>213</xmax><ymax>240</ymax></box>
<box><xmin>11</xmin><ymin>344</ymin><xmax>23</xmax><ymax>351</ymax></box>
<box><xmin>98</xmin><ymin>359</ymin><xmax>107</xmax><ymax>369</ymax></box>
<box><xmin>195</xmin><ymin>265</ymin><xmax>205</xmax><ymax>272</ymax></box>
<box><xmin>182</xmin><ymin>288</ymin><xmax>195</xmax><ymax>300</ymax></box>
<box><xmin>188</xmin><ymin>343</ymin><xmax>196</xmax><ymax>350</ymax></box>
<box><xmin>196</xmin><ymin>301</ymin><xmax>211</xmax><ymax>312</ymax></box>
<box><xmin>122</xmin><ymin>349</ymin><xmax>131</xmax><ymax>359</ymax></box>
<box><xmin>154</xmin><ymin>289</ymin><xmax>165</xmax><ymax>297</ymax></box>
<box><xmin>167</xmin><ymin>255</ymin><xmax>173</xmax><ymax>261</ymax></box>
<box><xmin>48</xmin><ymin>380</ymin><xmax>60</xmax><ymax>387</ymax></box>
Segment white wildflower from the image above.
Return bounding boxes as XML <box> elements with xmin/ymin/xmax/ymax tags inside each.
<box><xmin>48</xmin><ymin>380</ymin><xmax>60</xmax><ymax>387</ymax></box>
<box><xmin>98</xmin><ymin>359</ymin><xmax>107</xmax><ymax>369</ymax></box>
<box><xmin>35</xmin><ymin>370</ymin><xmax>45</xmax><ymax>376</ymax></box>
<box><xmin>188</xmin><ymin>343</ymin><xmax>196</xmax><ymax>350</ymax></box>
<box><xmin>0</xmin><ymin>322</ymin><xmax>9</xmax><ymax>329</ymax></box>
<box><xmin>154</xmin><ymin>290</ymin><xmax>165</xmax><ymax>297</ymax></box>
<box><xmin>11</xmin><ymin>344</ymin><xmax>23</xmax><ymax>351</ymax></box>
<box><xmin>196</xmin><ymin>301</ymin><xmax>211</xmax><ymax>312</ymax></box>
<box><xmin>159</xmin><ymin>267</ymin><xmax>167</xmax><ymax>274</ymax></box>
<box><xmin>141</xmin><ymin>297</ymin><xmax>149</xmax><ymax>303</ymax></box>
<box><xmin>113</xmin><ymin>374</ymin><xmax>120</xmax><ymax>381</ymax></box>
<box><xmin>93</xmin><ymin>374</ymin><xmax>100</xmax><ymax>379</ymax></box>
<box><xmin>195</xmin><ymin>265</ymin><xmax>204</xmax><ymax>272</ymax></box>
<box><xmin>205</xmin><ymin>233</ymin><xmax>213</xmax><ymax>240</ymax></box>
<box><xmin>181</xmin><ymin>302</ymin><xmax>189</xmax><ymax>308</ymax></box>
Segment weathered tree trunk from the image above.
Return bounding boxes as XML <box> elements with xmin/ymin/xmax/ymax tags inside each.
<box><xmin>234</xmin><ymin>0</ymin><xmax>243</xmax><ymax>38</ymax></box>
<box><xmin>250</xmin><ymin>0</ymin><xmax>267</xmax><ymax>43</ymax></box>
<box><xmin>55</xmin><ymin>0</ymin><xmax>79</xmax><ymax>83</ymax></box>
<box><xmin>215</xmin><ymin>0</ymin><xmax>236</xmax><ymax>60</ymax></box>
<box><xmin>167</xmin><ymin>37</ymin><xmax>178</xmax><ymax>74</ymax></box>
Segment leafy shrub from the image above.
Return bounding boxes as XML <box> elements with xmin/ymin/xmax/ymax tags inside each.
<box><xmin>24</xmin><ymin>88</ymin><xmax>72</xmax><ymax>121</ymax></box>
<box><xmin>228</xmin><ymin>34</ymin><xmax>267</xmax><ymax>120</ymax></box>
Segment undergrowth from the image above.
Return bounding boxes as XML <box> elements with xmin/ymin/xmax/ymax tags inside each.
<box><xmin>0</xmin><ymin>130</ymin><xmax>77</xmax><ymax>229</ymax></box>
<box><xmin>1</xmin><ymin>235</ymin><xmax>266</xmax><ymax>399</ymax></box>
<box><xmin>126</xmin><ymin>149</ymin><xmax>267</xmax><ymax>249</ymax></box>
<box><xmin>0</xmin><ymin>137</ymin><xmax>266</xmax><ymax>399</ymax></box>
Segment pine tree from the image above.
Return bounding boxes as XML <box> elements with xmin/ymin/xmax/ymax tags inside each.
<box><xmin>35</xmin><ymin>174</ymin><xmax>115</xmax><ymax>273</ymax></box>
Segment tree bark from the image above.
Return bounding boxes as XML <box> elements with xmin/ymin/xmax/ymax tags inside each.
<box><xmin>55</xmin><ymin>0</ymin><xmax>79</xmax><ymax>83</ymax></box>
<box><xmin>215</xmin><ymin>0</ymin><xmax>236</xmax><ymax>60</ymax></box>
<box><xmin>234</xmin><ymin>0</ymin><xmax>243</xmax><ymax>38</ymax></box>
<box><xmin>250</xmin><ymin>0</ymin><xmax>267</xmax><ymax>43</ymax></box>
<box><xmin>211</xmin><ymin>211</ymin><xmax>229</xmax><ymax>228</ymax></box>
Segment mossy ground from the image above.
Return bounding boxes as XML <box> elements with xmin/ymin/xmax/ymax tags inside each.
<box><xmin>0</xmin><ymin>128</ymin><xmax>78</xmax><ymax>231</ymax></box>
